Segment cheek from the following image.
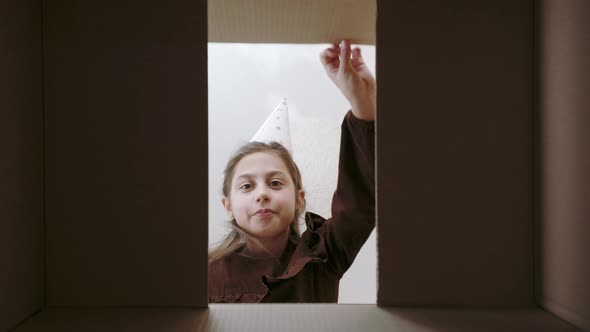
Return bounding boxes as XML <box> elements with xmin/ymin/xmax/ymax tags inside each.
<box><xmin>227</xmin><ymin>193</ymin><xmax>247</xmax><ymax>216</ymax></box>
<box><xmin>233</xmin><ymin>206</ymin><xmax>251</xmax><ymax>229</ymax></box>
<box><xmin>279</xmin><ymin>192</ymin><xmax>297</xmax><ymax>213</ymax></box>
<box><xmin>232</xmin><ymin>198</ymin><xmax>249</xmax><ymax>216</ymax></box>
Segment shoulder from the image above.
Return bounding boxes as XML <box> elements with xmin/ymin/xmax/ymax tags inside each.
<box><xmin>208</xmin><ymin>252</ymin><xmax>251</xmax><ymax>297</ymax></box>
<box><xmin>208</xmin><ymin>254</ymin><xmax>269</xmax><ymax>303</ymax></box>
<box><xmin>208</xmin><ymin>253</ymin><xmax>239</xmax><ymax>290</ymax></box>
<box><xmin>208</xmin><ymin>256</ymin><xmax>226</xmax><ymax>277</ymax></box>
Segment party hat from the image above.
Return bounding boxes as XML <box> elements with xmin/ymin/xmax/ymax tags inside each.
<box><xmin>250</xmin><ymin>97</ymin><xmax>292</xmax><ymax>154</ymax></box>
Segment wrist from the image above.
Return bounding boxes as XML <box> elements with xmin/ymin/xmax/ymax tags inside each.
<box><xmin>351</xmin><ymin>101</ymin><xmax>376</xmax><ymax>121</ymax></box>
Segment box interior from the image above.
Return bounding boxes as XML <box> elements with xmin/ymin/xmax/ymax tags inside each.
<box><xmin>2</xmin><ymin>0</ymin><xmax>589</xmax><ymax>331</ymax></box>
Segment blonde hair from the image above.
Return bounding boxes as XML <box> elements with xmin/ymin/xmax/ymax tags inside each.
<box><xmin>208</xmin><ymin>141</ymin><xmax>306</xmax><ymax>266</ymax></box>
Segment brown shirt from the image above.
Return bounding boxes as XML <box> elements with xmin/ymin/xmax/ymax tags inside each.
<box><xmin>208</xmin><ymin>110</ymin><xmax>375</xmax><ymax>303</ymax></box>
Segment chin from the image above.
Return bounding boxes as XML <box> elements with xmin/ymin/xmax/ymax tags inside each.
<box><xmin>252</xmin><ymin>227</ymin><xmax>285</xmax><ymax>239</ymax></box>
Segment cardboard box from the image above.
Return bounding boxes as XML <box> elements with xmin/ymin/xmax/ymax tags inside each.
<box><xmin>2</xmin><ymin>0</ymin><xmax>588</xmax><ymax>331</ymax></box>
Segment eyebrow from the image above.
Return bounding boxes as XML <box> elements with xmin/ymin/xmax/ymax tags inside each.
<box><xmin>235</xmin><ymin>171</ymin><xmax>288</xmax><ymax>181</ymax></box>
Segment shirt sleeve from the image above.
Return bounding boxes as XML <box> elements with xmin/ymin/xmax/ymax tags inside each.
<box><xmin>318</xmin><ymin>110</ymin><xmax>375</xmax><ymax>278</ymax></box>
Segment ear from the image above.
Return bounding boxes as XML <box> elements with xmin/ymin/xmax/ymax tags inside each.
<box><xmin>221</xmin><ymin>196</ymin><xmax>233</xmax><ymax>218</ymax></box>
<box><xmin>297</xmin><ymin>189</ymin><xmax>306</xmax><ymax>211</ymax></box>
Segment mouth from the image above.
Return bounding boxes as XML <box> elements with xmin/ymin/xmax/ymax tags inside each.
<box><xmin>254</xmin><ymin>208</ymin><xmax>276</xmax><ymax>217</ymax></box>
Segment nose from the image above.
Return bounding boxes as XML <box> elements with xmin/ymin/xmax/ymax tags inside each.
<box><xmin>256</xmin><ymin>189</ymin><xmax>270</xmax><ymax>203</ymax></box>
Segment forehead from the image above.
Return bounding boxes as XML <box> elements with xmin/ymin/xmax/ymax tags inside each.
<box><xmin>233</xmin><ymin>152</ymin><xmax>290</xmax><ymax>179</ymax></box>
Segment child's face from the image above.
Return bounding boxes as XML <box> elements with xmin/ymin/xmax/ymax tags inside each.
<box><xmin>223</xmin><ymin>151</ymin><xmax>303</xmax><ymax>240</ymax></box>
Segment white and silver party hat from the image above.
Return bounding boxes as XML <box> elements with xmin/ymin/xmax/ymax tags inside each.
<box><xmin>250</xmin><ymin>97</ymin><xmax>292</xmax><ymax>154</ymax></box>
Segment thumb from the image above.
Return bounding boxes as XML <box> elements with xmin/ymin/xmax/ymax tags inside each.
<box><xmin>338</xmin><ymin>40</ymin><xmax>352</xmax><ymax>75</ymax></box>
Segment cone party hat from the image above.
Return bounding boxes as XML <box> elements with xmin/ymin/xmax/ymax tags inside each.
<box><xmin>250</xmin><ymin>97</ymin><xmax>292</xmax><ymax>154</ymax></box>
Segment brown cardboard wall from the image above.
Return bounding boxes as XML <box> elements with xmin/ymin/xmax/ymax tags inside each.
<box><xmin>377</xmin><ymin>0</ymin><xmax>534</xmax><ymax>305</ymax></box>
<box><xmin>540</xmin><ymin>0</ymin><xmax>590</xmax><ymax>330</ymax></box>
<box><xmin>0</xmin><ymin>0</ymin><xmax>44</xmax><ymax>330</ymax></box>
<box><xmin>44</xmin><ymin>0</ymin><xmax>208</xmax><ymax>306</ymax></box>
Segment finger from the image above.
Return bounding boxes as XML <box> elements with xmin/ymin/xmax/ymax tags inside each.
<box><xmin>319</xmin><ymin>48</ymin><xmax>339</xmax><ymax>70</ymax></box>
<box><xmin>353</xmin><ymin>47</ymin><xmax>361</xmax><ymax>59</ymax></box>
<box><xmin>326</xmin><ymin>47</ymin><xmax>339</xmax><ymax>58</ymax></box>
<box><xmin>320</xmin><ymin>48</ymin><xmax>340</xmax><ymax>71</ymax></box>
<box><xmin>351</xmin><ymin>47</ymin><xmax>366</xmax><ymax>68</ymax></box>
<box><xmin>320</xmin><ymin>44</ymin><xmax>339</xmax><ymax>60</ymax></box>
<box><xmin>333</xmin><ymin>42</ymin><xmax>340</xmax><ymax>53</ymax></box>
<box><xmin>338</xmin><ymin>39</ymin><xmax>352</xmax><ymax>74</ymax></box>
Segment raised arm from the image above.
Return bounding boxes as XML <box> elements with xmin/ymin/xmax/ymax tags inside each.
<box><xmin>315</xmin><ymin>40</ymin><xmax>376</xmax><ymax>277</ymax></box>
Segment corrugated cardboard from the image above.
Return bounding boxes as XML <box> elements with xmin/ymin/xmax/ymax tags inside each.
<box><xmin>208</xmin><ymin>0</ymin><xmax>376</xmax><ymax>44</ymax></box>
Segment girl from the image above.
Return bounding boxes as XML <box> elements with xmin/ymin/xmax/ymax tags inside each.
<box><xmin>208</xmin><ymin>40</ymin><xmax>375</xmax><ymax>303</ymax></box>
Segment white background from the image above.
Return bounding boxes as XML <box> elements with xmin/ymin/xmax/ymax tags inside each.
<box><xmin>208</xmin><ymin>43</ymin><xmax>376</xmax><ymax>303</ymax></box>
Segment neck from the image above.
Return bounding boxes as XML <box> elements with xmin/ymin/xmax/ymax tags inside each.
<box><xmin>243</xmin><ymin>228</ymin><xmax>290</xmax><ymax>258</ymax></box>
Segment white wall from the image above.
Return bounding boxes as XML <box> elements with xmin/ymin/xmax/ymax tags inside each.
<box><xmin>208</xmin><ymin>43</ymin><xmax>376</xmax><ymax>303</ymax></box>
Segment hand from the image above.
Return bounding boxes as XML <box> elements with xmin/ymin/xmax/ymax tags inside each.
<box><xmin>320</xmin><ymin>39</ymin><xmax>376</xmax><ymax>121</ymax></box>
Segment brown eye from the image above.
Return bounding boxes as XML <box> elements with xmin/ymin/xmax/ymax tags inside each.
<box><xmin>239</xmin><ymin>183</ymin><xmax>252</xmax><ymax>190</ymax></box>
<box><xmin>269</xmin><ymin>180</ymin><xmax>283</xmax><ymax>187</ymax></box>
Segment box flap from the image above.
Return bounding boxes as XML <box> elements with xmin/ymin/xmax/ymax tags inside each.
<box><xmin>208</xmin><ymin>0</ymin><xmax>376</xmax><ymax>44</ymax></box>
